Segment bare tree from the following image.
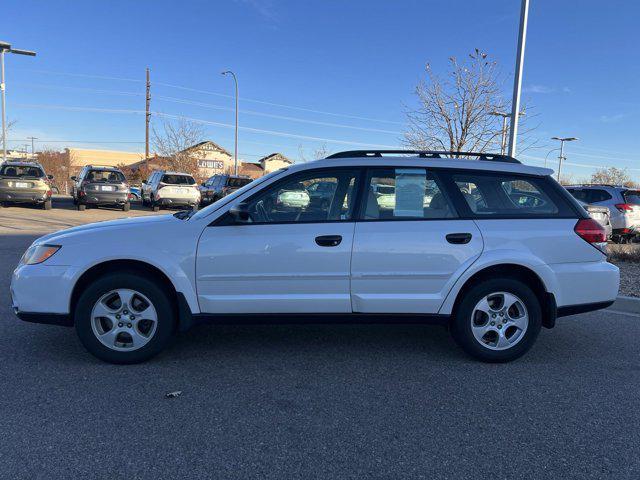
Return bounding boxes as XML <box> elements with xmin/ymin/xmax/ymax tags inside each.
<box><xmin>589</xmin><ymin>167</ymin><xmax>634</xmax><ymax>187</ymax></box>
<box><xmin>152</xmin><ymin>118</ymin><xmax>205</xmax><ymax>177</ymax></box>
<box><xmin>297</xmin><ymin>143</ymin><xmax>329</xmax><ymax>162</ymax></box>
<box><xmin>404</xmin><ymin>50</ymin><xmax>537</xmax><ymax>154</ymax></box>
<box><xmin>37</xmin><ymin>149</ymin><xmax>71</xmax><ymax>193</ymax></box>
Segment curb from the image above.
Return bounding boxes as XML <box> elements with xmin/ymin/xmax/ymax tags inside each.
<box><xmin>608</xmin><ymin>295</ymin><xmax>640</xmax><ymax>314</ymax></box>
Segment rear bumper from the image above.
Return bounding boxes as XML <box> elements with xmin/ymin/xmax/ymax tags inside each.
<box><xmin>81</xmin><ymin>192</ymin><xmax>129</xmax><ymax>205</ymax></box>
<box><xmin>0</xmin><ymin>189</ymin><xmax>49</xmax><ymax>203</ymax></box>
<box><xmin>548</xmin><ymin>260</ymin><xmax>619</xmax><ymax>308</ymax></box>
<box><xmin>158</xmin><ymin>197</ymin><xmax>199</xmax><ymax>207</ymax></box>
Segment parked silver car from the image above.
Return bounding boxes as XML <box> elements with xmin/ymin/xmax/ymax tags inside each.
<box><xmin>0</xmin><ymin>161</ymin><xmax>53</xmax><ymax>209</ymax></box>
<box><xmin>71</xmin><ymin>165</ymin><xmax>131</xmax><ymax>211</ymax></box>
<box><xmin>579</xmin><ymin>201</ymin><xmax>612</xmax><ymax>240</ymax></box>
<box><xmin>566</xmin><ymin>185</ymin><xmax>640</xmax><ymax>243</ymax></box>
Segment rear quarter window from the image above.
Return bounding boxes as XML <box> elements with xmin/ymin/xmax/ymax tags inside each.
<box><xmin>449</xmin><ymin>172</ymin><xmax>574</xmax><ymax>218</ymax></box>
<box><xmin>162</xmin><ymin>174</ymin><xmax>195</xmax><ymax>185</ymax></box>
<box><xmin>623</xmin><ymin>190</ymin><xmax>640</xmax><ymax>205</ymax></box>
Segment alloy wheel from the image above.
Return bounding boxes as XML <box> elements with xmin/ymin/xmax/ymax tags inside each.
<box><xmin>470</xmin><ymin>291</ymin><xmax>529</xmax><ymax>351</ymax></box>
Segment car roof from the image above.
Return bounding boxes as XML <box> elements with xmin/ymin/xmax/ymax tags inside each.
<box><xmin>564</xmin><ymin>184</ymin><xmax>625</xmax><ymax>190</ymax></box>
<box><xmin>288</xmin><ymin>156</ymin><xmax>554</xmax><ymax>177</ymax></box>
<box><xmin>1</xmin><ymin>161</ymin><xmax>44</xmax><ymax>168</ymax></box>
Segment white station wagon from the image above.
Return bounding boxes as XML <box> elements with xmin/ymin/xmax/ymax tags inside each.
<box><xmin>11</xmin><ymin>150</ymin><xmax>619</xmax><ymax>364</ymax></box>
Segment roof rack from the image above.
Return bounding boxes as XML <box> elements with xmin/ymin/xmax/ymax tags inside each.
<box><xmin>325</xmin><ymin>150</ymin><xmax>521</xmax><ymax>164</ymax></box>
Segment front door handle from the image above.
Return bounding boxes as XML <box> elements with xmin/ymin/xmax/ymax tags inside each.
<box><xmin>315</xmin><ymin>235</ymin><xmax>342</xmax><ymax>247</ymax></box>
<box><xmin>446</xmin><ymin>233</ymin><xmax>472</xmax><ymax>244</ymax></box>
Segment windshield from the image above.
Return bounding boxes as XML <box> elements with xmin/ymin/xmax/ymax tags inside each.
<box><xmin>86</xmin><ymin>169</ymin><xmax>125</xmax><ymax>183</ymax></box>
<box><xmin>0</xmin><ymin>165</ymin><xmax>45</xmax><ymax>178</ymax></box>
<box><xmin>228</xmin><ymin>177</ymin><xmax>252</xmax><ymax>187</ymax></box>
<box><xmin>190</xmin><ymin>169</ymin><xmax>287</xmax><ymax>221</ymax></box>
<box><xmin>162</xmin><ymin>174</ymin><xmax>195</xmax><ymax>185</ymax></box>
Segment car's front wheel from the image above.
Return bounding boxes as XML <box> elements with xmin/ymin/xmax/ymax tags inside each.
<box><xmin>450</xmin><ymin>278</ymin><xmax>542</xmax><ymax>362</ymax></box>
<box><xmin>74</xmin><ymin>271</ymin><xmax>176</xmax><ymax>364</ymax></box>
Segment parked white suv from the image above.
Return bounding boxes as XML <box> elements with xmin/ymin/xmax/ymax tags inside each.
<box><xmin>565</xmin><ymin>185</ymin><xmax>640</xmax><ymax>243</ymax></box>
<box><xmin>141</xmin><ymin>170</ymin><xmax>200</xmax><ymax>211</ymax></box>
<box><xmin>11</xmin><ymin>151</ymin><xmax>619</xmax><ymax>364</ymax></box>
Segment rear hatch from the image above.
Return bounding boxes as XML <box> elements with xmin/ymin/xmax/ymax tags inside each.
<box><xmin>83</xmin><ymin>169</ymin><xmax>128</xmax><ymax>194</ymax></box>
<box><xmin>159</xmin><ymin>174</ymin><xmax>198</xmax><ymax>198</ymax></box>
<box><xmin>224</xmin><ymin>177</ymin><xmax>252</xmax><ymax>194</ymax></box>
<box><xmin>622</xmin><ymin>190</ymin><xmax>640</xmax><ymax>227</ymax></box>
<box><xmin>0</xmin><ymin>165</ymin><xmax>47</xmax><ymax>191</ymax></box>
<box><xmin>584</xmin><ymin>204</ymin><xmax>611</xmax><ymax>227</ymax></box>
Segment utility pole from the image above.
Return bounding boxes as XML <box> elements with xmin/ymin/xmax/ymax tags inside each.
<box><xmin>222</xmin><ymin>70</ymin><xmax>239</xmax><ymax>175</ymax></box>
<box><xmin>551</xmin><ymin>136</ymin><xmax>578</xmax><ymax>183</ymax></box>
<box><xmin>27</xmin><ymin>136</ymin><xmax>37</xmax><ymax>156</ymax></box>
<box><xmin>507</xmin><ymin>0</ymin><xmax>529</xmax><ymax>158</ymax></box>
<box><xmin>145</xmin><ymin>67</ymin><xmax>151</xmax><ymax>170</ymax></box>
<box><xmin>0</xmin><ymin>41</ymin><xmax>36</xmax><ymax>163</ymax></box>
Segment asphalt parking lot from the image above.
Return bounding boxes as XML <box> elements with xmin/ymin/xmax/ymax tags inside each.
<box><xmin>1</xmin><ymin>198</ymin><xmax>639</xmax><ymax>479</ymax></box>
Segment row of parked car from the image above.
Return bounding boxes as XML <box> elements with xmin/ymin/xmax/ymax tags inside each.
<box><xmin>1</xmin><ymin>159</ymin><xmax>639</xmax><ymax>242</ymax></box>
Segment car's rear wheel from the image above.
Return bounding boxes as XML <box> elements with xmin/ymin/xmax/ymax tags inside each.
<box><xmin>77</xmin><ymin>203</ymin><xmax>86</xmax><ymax>211</ymax></box>
<box><xmin>74</xmin><ymin>271</ymin><xmax>176</xmax><ymax>364</ymax></box>
<box><xmin>42</xmin><ymin>199</ymin><xmax>52</xmax><ymax>210</ymax></box>
<box><xmin>122</xmin><ymin>202</ymin><xmax>130</xmax><ymax>212</ymax></box>
<box><xmin>450</xmin><ymin>278</ymin><xmax>542</xmax><ymax>362</ymax></box>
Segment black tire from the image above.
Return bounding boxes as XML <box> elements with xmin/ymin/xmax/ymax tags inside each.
<box><xmin>42</xmin><ymin>199</ymin><xmax>52</xmax><ymax>210</ymax></box>
<box><xmin>122</xmin><ymin>202</ymin><xmax>131</xmax><ymax>212</ymax></box>
<box><xmin>152</xmin><ymin>200</ymin><xmax>160</xmax><ymax>212</ymax></box>
<box><xmin>74</xmin><ymin>271</ymin><xmax>176</xmax><ymax>364</ymax></box>
<box><xmin>77</xmin><ymin>203</ymin><xmax>86</xmax><ymax>211</ymax></box>
<box><xmin>450</xmin><ymin>278</ymin><xmax>542</xmax><ymax>363</ymax></box>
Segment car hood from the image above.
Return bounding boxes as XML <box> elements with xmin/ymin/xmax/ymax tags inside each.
<box><xmin>35</xmin><ymin>214</ymin><xmax>177</xmax><ymax>245</ymax></box>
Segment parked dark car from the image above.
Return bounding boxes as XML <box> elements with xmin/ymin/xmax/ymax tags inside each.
<box><xmin>200</xmin><ymin>174</ymin><xmax>252</xmax><ymax>205</ymax></box>
<box><xmin>71</xmin><ymin>165</ymin><xmax>131</xmax><ymax>211</ymax></box>
<box><xmin>0</xmin><ymin>161</ymin><xmax>53</xmax><ymax>210</ymax></box>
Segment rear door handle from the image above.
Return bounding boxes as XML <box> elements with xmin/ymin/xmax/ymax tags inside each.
<box><xmin>315</xmin><ymin>235</ymin><xmax>342</xmax><ymax>247</ymax></box>
<box><xmin>446</xmin><ymin>233</ymin><xmax>472</xmax><ymax>244</ymax></box>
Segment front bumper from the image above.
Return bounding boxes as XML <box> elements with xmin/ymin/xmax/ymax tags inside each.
<box><xmin>0</xmin><ymin>188</ymin><xmax>49</xmax><ymax>204</ymax></box>
<box><xmin>11</xmin><ymin>264</ymin><xmax>75</xmax><ymax>316</ymax></box>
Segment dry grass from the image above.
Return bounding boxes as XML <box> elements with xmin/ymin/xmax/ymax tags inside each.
<box><xmin>607</xmin><ymin>244</ymin><xmax>640</xmax><ymax>263</ymax></box>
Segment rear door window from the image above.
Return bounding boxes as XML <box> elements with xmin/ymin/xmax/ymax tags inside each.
<box><xmin>362</xmin><ymin>168</ymin><xmax>456</xmax><ymax>220</ymax></box>
<box><xmin>450</xmin><ymin>173</ymin><xmax>571</xmax><ymax>217</ymax></box>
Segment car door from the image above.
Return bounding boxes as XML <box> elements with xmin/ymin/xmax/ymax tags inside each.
<box><xmin>196</xmin><ymin>168</ymin><xmax>361</xmax><ymax>314</ymax></box>
<box><xmin>350</xmin><ymin>167</ymin><xmax>483</xmax><ymax>314</ymax></box>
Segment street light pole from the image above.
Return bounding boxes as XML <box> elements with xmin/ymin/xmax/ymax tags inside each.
<box><xmin>490</xmin><ymin>111</ymin><xmax>524</xmax><ymax>155</ymax></box>
<box><xmin>0</xmin><ymin>41</ymin><xmax>37</xmax><ymax>163</ymax></box>
<box><xmin>551</xmin><ymin>136</ymin><xmax>578</xmax><ymax>183</ymax></box>
<box><xmin>507</xmin><ymin>0</ymin><xmax>530</xmax><ymax>158</ymax></box>
<box><xmin>27</xmin><ymin>136</ymin><xmax>37</xmax><ymax>156</ymax></box>
<box><xmin>221</xmin><ymin>70</ymin><xmax>239</xmax><ymax>175</ymax></box>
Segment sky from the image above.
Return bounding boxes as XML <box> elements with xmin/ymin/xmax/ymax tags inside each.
<box><xmin>2</xmin><ymin>0</ymin><xmax>640</xmax><ymax>181</ymax></box>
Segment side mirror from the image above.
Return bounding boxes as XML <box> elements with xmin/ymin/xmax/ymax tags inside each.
<box><xmin>229</xmin><ymin>202</ymin><xmax>251</xmax><ymax>223</ymax></box>
<box><xmin>47</xmin><ymin>174</ymin><xmax>54</xmax><ymax>180</ymax></box>
<box><xmin>70</xmin><ymin>176</ymin><xmax>77</xmax><ymax>181</ymax></box>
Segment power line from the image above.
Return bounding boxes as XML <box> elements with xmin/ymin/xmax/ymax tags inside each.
<box><xmin>17</xmin><ymin>68</ymin><xmax>404</xmax><ymax>125</ymax></box>
<box><xmin>14</xmin><ymin>103</ymin><xmax>401</xmax><ymax>148</ymax></box>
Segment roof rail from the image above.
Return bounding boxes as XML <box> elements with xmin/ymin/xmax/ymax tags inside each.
<box><xmin>325</xmin><ymin>150</ymin><xmax>521</xmax><ymax>164</ymax></box>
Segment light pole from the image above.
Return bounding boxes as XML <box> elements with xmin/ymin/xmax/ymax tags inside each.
<box><xmin>544</xmin><ymin>147</ymin><xmax>560</xmax><ymax>168</ymax></box>
<box><xmin>551</xmin><ymin>136</ymin><xmax>578</xmax><ymax>183</ymax></box>
<box><xmin>27</xmin><ymin>136</ymin><xmax>37</xmax><ymax>157</ymax></box>
<box><xmin>1</xmin><ymin>41</ymin><xmax>36</xmax><ymax>162</ymax></box>
<box><xmin>507</xmin><ymin>0</ymin><xmax>530</xmax><ymax>158</ymax></box>
<box><xmin>221</xmin><ymin>70</ymin><xmax>239</xmax><ymax>175</ymax></box>
<box><xmin>490</xmin><ymin>110</ymin><xmax>525</xmax><ymax>155</ymax></box>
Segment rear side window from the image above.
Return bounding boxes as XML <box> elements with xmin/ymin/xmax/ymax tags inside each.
<box><xmin>451</xmin><ymin>173</ymin><xmax>571</xmax><ymax>217</ymax></box>
<box><xmin>161</xmin><ymin>174</ymin><xmax>195</xmax><ymax>185</ymax></box>
<box><xmin>623</xmin><ymin>190</ymin><xmax>640</xmax><ymax>205</ymax></box>
<box><xmin>363</xmin><ymin>168</ymin><xmax>456</xmax><ymax>220</ymax></box>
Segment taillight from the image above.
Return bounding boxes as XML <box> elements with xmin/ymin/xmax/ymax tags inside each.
<box><xmin>46</xmin><ymin>190</ymin><xmax>52</xmax><ymax>196</ymax></box>
<box><xmin>615</xmin><ymin>203</ymin><xmax>633</xmax><ymax>212</ymax></box>
<box><xmin>79</xmin><ymin>190</ymin><xmax>86</xmax><ymax>197</ymax></box>
<box><xmin>574</xmin><ymin>218</ymin><xmax>607</xmax><ymax>246</ymax></box>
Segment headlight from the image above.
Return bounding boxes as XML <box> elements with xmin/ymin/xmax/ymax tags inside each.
<box><xmin>20</xmin><ymin>244</ymin><xmax>61</xmax><ymax>265</ymax></box>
